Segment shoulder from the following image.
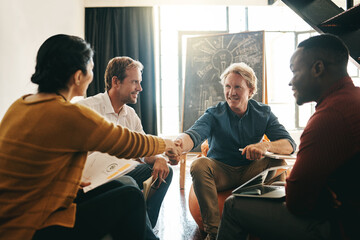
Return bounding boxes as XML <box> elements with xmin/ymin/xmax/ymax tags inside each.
<box><xmin>317</xmin><ymin>85</ymin><xmax>360</xmax><ymax>121</ymax></box>
<box><xmin>205</xmin><ymin>101</ymin><xmax>227</xmax><ymax>114</ymax></box>
<box><xmin>328</xmin><ymin>85</ymin><xmax>360</xmax><ymax>108</ymax></box>
<box><xmin>76</xmin><ymin>93</ymin><xmax>108</xmax><ymax>113</ymax></box>
<box><xmin>77</xmin><ymin>93</ymin><xmax>106</xmax><ymax>107</ymax></box>
<box><xmin>248</xmin><ymin>99</ymin><xmax>270</xmax><ymax>111</ymax></box>
<box><xmin>312</xmin><ymin>86</ymin><xmax>360</xmax><ymax>127</ymax></box>
<box><xmin>124</xmin><ymin>104</ymin><xmax>138</xmax><ymax>115</ymax></box>
<box><xmin>61</xmin><ymin>101</ymin><xmax>103</xmax><ymax>119</ymax></box>
<box><xmin>247</xmin><ymin>99</ymin><xmax>272</xmax><ymax>118</ymax></box>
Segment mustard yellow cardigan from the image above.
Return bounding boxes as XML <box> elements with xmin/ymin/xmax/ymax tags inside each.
<box><xmin>0</xmin><ymin>95</ymin><xmax>165</xmax><ymax>240</ymax></box>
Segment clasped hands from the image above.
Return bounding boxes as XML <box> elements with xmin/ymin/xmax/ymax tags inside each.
<box><xmin>163</xmin><ymin>138</ymin><xmax>183</xmax><ymax>165</ymax></box>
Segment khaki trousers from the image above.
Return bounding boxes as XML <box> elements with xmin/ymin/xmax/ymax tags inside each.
<box><xmin>190</xmin><ymin>157</ymin><xmax>287</xmax><ymax>234</ymax></box>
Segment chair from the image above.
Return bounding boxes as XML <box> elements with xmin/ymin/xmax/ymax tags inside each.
<box><xmin>188</xmin><ymin>183</ymin><xmax>233</xmax><ymax>231</ymax></box>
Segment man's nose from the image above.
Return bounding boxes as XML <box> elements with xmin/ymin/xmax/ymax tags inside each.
<box><xmin>229</xmin><ymin>87</ymin><xmax>235</xmax><ymax>95</ymax></box>
<box><xmin>137</xmin><ymin>83</ymin><xmax>143</xmax><ymax>92</ymax></box>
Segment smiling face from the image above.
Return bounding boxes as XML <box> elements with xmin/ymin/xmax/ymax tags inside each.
<box><xmin>289</xmin><ymin>48</ymin><xmax>321</xmax><ymax>105</ymax></box>
<box><xmin>224</xmin><ymin>72</ymin><xmax>253</xmax><ymax>116</ymax></box>
<box><xmin>117</xmin><ymin>67</ymin><xmax>143</xmax><ymax>105</ymax></box>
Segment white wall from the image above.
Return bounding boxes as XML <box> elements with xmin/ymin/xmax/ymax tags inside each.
<box><xmin>0</xmin><ymin>0</ymin><xmax>85</xmax><ymax>120</ymax></box>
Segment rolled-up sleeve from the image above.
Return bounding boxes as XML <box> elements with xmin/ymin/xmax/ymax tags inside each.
<box><xmin>185</xmin><ymin>112</ymin><xmax>213</xmax><ymax>149</ymax></box>
<box><xmin>266</xmin><ymin>111</ymin><xmax>297</xmax><ymax>153</ymax></box>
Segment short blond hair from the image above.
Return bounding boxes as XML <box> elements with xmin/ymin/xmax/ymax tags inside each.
<box><xmin>220</xmin><ymin>62</ymin><xmax>257</xmax><ymax>99</ymax></box>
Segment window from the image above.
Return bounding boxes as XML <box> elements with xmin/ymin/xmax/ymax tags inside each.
<box><xmin>156</xmin><ymin>6</ymin><xmax>228</xmax><ymax>135</ymax></box>
<box><xmin>156</xmin><ymin>5</ymin><xmax>360</xmax><ymax>135</ymax></box>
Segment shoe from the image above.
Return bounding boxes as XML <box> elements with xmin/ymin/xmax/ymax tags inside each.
<box><xmin>204</xmin><ymin>233</ymin><xmax>217</xmax><ymax>240</ymax></box>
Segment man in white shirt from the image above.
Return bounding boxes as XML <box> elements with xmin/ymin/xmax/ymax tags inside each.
<box><xmin>78</xmin><ymin>56</ymin><xmax>175</xmax><ymax>231</ymax></box>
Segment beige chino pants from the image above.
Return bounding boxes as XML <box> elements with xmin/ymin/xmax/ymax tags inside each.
<box><xmin>190</xmin><ymin>157</ymin><xmax>287</xmax><ymax>234</ymax></box>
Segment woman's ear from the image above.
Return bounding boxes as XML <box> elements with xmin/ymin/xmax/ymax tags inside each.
<box><xmin>67</xmin><ymin>70</ymin><xmax>82</xmax><ymax>89</ymax></box>
<box><xmin>72</xmin><ymin>69</ymin><xmax>82</xmax><ymax>86</ymax></box>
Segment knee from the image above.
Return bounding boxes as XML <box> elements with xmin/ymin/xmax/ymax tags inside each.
<box><xmin>278</xmin><ymin>159</ymin><xmax>287</xmax><ymax>166</ymax></box>
<box><xmin>115</xmin><ymin>176</ymin><xmax>139</xmax><ymax>188</ymax></box>
<box><xmin>190</xmin><ymin>157</ymin><xmax>211</xmax><ymax>177</ymax></box>
<box><xmin>166</xmin><ymin>166</ymin><xmax>173</xmax><ymax>181</ymax></box>
<box><xmin>113</xmin><ymin>185</ymin><xmax>144</xmax><ymax>203</ymax></box>
<box><xmin>267</xmin><ymin>158</ymin><xmax>287</xmax><ymax>167</ymax></box>
<box><xmin>224</xmin><ymin>195</ymin><xmax>236</xmax><ymax>211</ymax></box>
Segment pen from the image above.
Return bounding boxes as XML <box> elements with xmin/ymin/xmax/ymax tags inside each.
<box><xmin>148</xmin><ymin>167</ymin><xmax>167</xmax><ymax>184</ymax></box>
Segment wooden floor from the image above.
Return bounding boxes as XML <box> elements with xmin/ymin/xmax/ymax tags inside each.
<box><xmin>153</xmin><ymin>154</ymin><xmax>205</xmax><ymax>240</ymax></box>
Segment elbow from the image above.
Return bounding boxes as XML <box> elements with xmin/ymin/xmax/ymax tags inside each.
<box><xmin>285</xmin><ymin>140</ymin><xmax>296</xmax><ymax>154</ymax></box>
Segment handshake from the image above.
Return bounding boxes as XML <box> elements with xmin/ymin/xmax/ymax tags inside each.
<box><xmin>163</xmin><ymin>138</ymin><xmax>184</xmax><ymax>165</ymax></box>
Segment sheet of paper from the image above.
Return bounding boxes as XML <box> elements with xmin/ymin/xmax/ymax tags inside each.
<box><xmin>264</xmin><ymin>152</ymin><xmax>297</xmax><ymax>160</ymax></box>
<box><xmin>81</xmin><ymin>152</ymin><xmax>139</xmax><ymax>193</ymax></box>
<box><xmin>239</xmin><ymin>148</ymin><xmax>297</xmax><ymax>160</ymax></box>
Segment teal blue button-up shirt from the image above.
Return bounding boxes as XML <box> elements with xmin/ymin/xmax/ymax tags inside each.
<box><xmin>185</xmin><ymin>100</ymin><xmax>296</xmax><ymax>166</ymax></box>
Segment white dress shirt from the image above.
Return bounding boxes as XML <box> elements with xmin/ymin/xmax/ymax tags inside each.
<box><xmin>77</xmin><ymin>92</ymin><xmax>145</xmax><ymax>134</ymax></box>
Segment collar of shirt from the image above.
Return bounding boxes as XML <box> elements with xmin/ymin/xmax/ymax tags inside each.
<box><xmin>316</xmin><ymin>76</ymin><xmax>354</xmax><ymax>109</ymax></box>
<box><xmin>226</xmin><ymin>101</ymin><xmax>250</xmax><ymax>120</ymax></box>
<box><xmin>103</xmin><ymin>92</ymin><xmax>128</xmax><ymax>117</ymax></box>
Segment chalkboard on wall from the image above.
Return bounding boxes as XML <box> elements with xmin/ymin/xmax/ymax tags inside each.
<box><xmin>182</xmin><ymin>31</ymin><xmax>265</xmax><ymax>151</ymax></box>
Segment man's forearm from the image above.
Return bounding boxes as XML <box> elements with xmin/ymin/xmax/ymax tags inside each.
<box><xmin>267</xmin><ymin>139</ymin><xmax>294</xmax><ymax>154</ymax></box>
<box><xmin>176</xmin><ymin>133</ymin><xmax>194</xmax><ymax>153</ymax></box>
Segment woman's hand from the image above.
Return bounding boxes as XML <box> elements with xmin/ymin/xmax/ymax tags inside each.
<box><xmin>79</xmin><ymin>181</ymin><xmax>91</xmax><ymax>189</ymax></box>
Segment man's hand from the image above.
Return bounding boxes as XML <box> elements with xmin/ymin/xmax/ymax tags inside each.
<box><xmin>168</xmin><ymin>157</ymin><xmax>180</xmax><ymax>165</ymax></box>
<box><xmin>327</xmin><ymin>187</ymin><xmax>342</xmax><ymax>209</ymax></box>
<box><xmin>164</xmin><ymin>138</ymin><xmax>182</xmax><ymax>161</ymax></box>
<box><xmin>165</xmin><ymin>138</ymin><xmax>182</xmax><ymax>165</ymax></box>
<box><xmin>242</xmin><ymin>142</ymin><xmax>270</xmax><ymax>160</ymax></box>
<box><xmin>151</xmin><ymin>156</ymin><xmax>170</xmax><ymax>188</ymax></box>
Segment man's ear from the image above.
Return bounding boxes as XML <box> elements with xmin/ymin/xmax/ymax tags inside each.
<box><xmin>248</xmin><ymin>90</ymin><xmax>254</xmax><ymax>99</ymax></box>
<box><xmin>312</xmin><ymin>60</ymin><xmax>325</xmax><ymax>78</ymax></box>
<box><xmin>112</xmin><ymin>76</ymin><xmax>119</xmax><ymax>88</ymax></box>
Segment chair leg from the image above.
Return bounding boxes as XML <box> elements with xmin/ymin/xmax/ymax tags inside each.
<box><xmin>179</xmin><ymin>154</ymin><xmax>187</xmax><ymax>190</ymax></box>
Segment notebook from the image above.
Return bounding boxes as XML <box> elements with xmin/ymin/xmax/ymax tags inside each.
<box><xmin>232</xmin><ymin>165</ymin><xmax>292</xmax><ymax>199</ymax></box>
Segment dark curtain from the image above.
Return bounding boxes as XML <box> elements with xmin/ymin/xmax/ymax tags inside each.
<box><xmin>85</xmin><ymin>7</ymin><xmax>157</xmax><ymax>135</ymax></box>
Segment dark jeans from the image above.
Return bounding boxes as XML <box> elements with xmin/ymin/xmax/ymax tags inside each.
<box><xmin>217</xmin><ymin>196</ymin><xmax>333</xmax><ymax>240</ymax></box>
<box><xmin>33</xmin><ymin>180</ymin><xmax>146</xmax><ymax>240</ymax></box>
<box><xmin>126</xmin><ymin>163</ymin><xmax>173</xmax><ymax>228</ymax></box>
<box><xmin>116</xmin><ymin>176</ymin><xmax>159</xmax><ymax>240</ymax></box>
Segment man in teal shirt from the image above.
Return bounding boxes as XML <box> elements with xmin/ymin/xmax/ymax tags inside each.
<box><xmin>169</xmin><ymin>62</ymin><xmax>296</xmax><ymax>240</ymax></box>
